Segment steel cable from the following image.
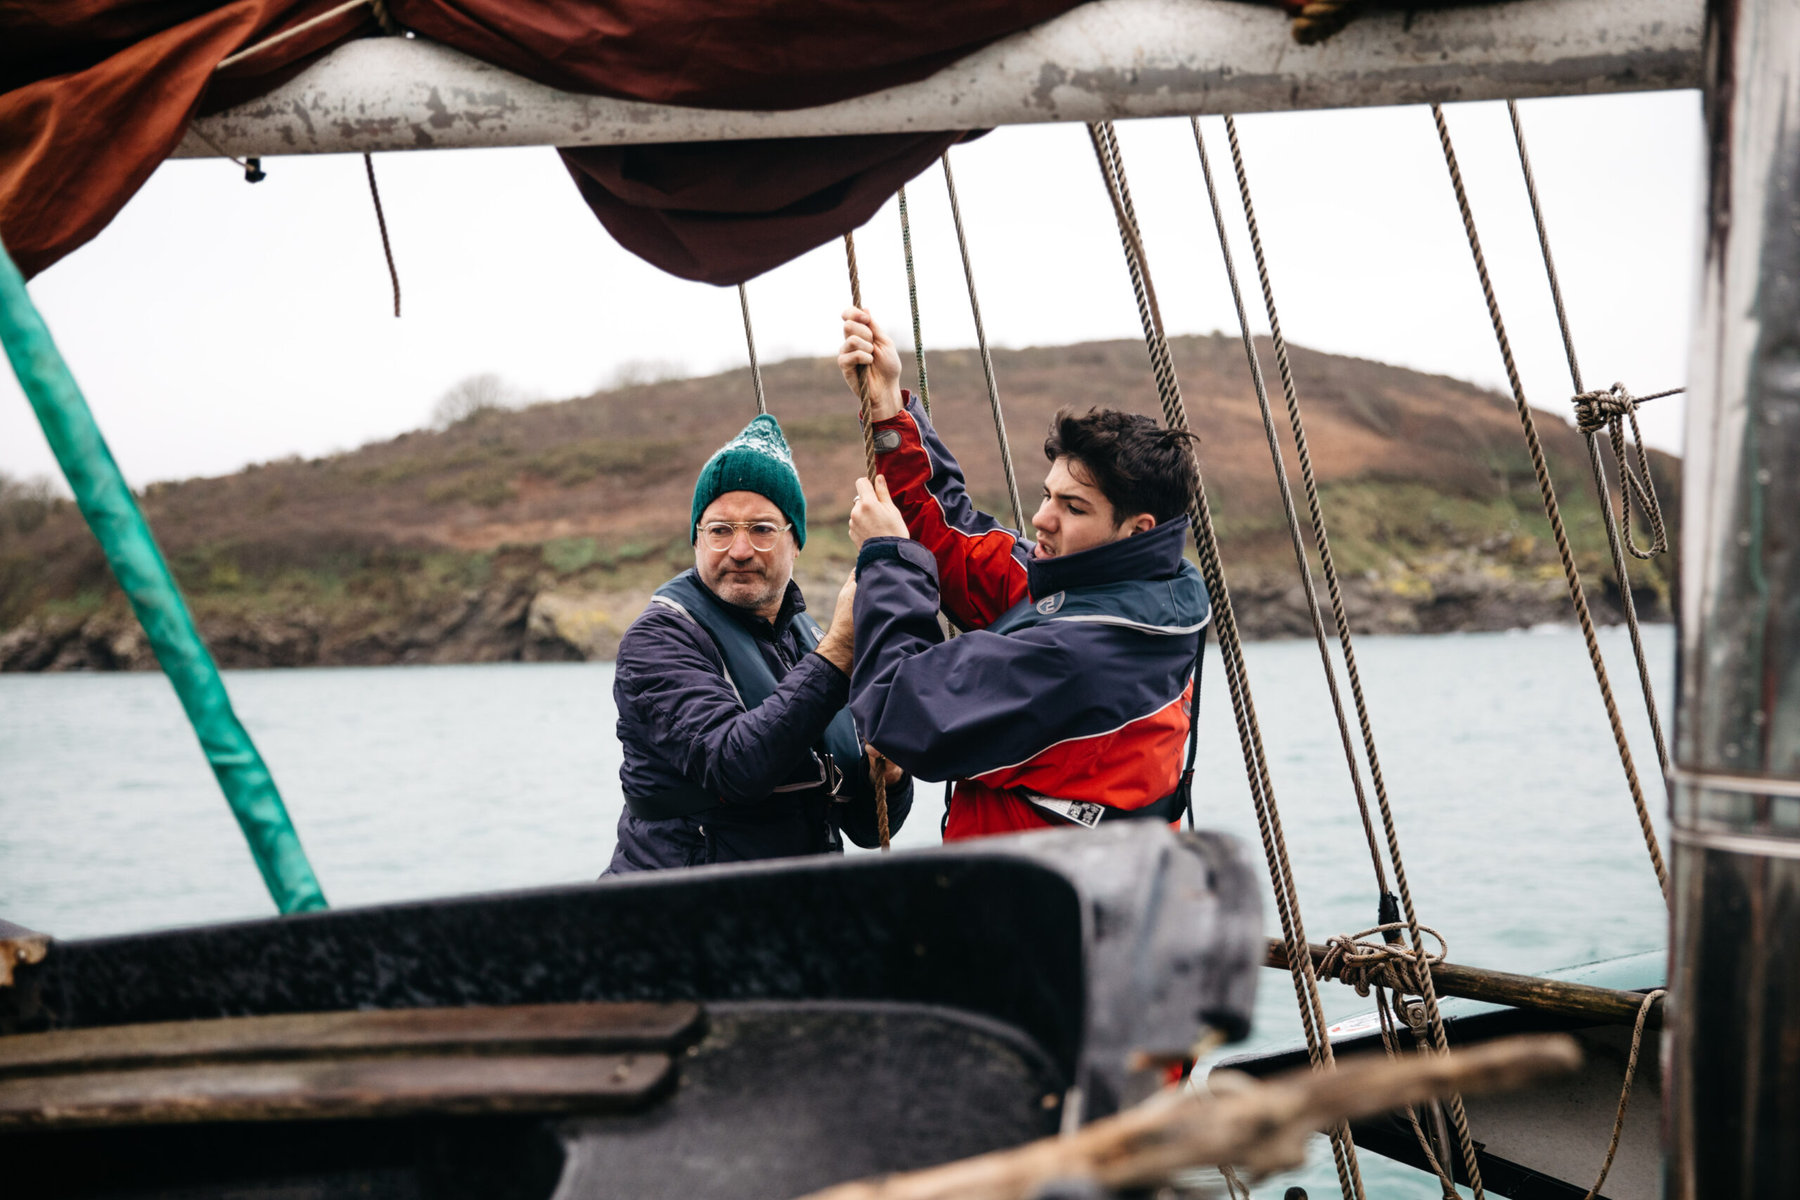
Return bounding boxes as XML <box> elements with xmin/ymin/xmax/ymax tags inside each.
<box><xmin>737</xmin><ymin>283</ymin><xmax>767</xmax><ymax>415</ymax></box>
<box><xmin>1430</xmin><ymin>104</ymin><xmax>1668</xmax><ymax>899</ymax></box>
<box><xmin>1204</xmin><ymin>113</ymin><xmax>1487</xmax><ymax>1199</ymax></box>
<box><xmin>1086</xmin><ymin>119</ymin><xmax>1365</xmax><ymax>1200</ymax></box>
<box><xmin>1506</xmin><ymin>100</ymin><xmax>1673</xmax><ymax>778</ymax></box>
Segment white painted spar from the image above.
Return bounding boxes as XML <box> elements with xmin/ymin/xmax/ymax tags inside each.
<box><xmin>175</xmin><ymin>0</ymin><xmax>1702</xmax><ymax>159</ymax></box>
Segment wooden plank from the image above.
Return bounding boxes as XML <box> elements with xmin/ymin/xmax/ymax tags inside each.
<box><xmin>0</xmin><ymin>1001</ymin><xmax>702</xmax><ymax>1079</ymax></box>
<box><xmin>1264</xmin><ymin>940</ymin><xmax>1663</xmax><ymax>1029</ymax></box>
<box><xmin>0</xmin><ymin>1051</ymin><xmax>671</xmax><ymax>1128</ymax></box>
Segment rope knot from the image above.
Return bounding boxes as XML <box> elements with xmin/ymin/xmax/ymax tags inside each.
<box><xmin>1571</xmin><ymin>383</ymin><xmax>1637</xmax><ymax>434</ymax></box>
<box><xmin>1316</xmin><ymin>923</ymin><xmax>1448</xmax><ymax>997</ymax></box>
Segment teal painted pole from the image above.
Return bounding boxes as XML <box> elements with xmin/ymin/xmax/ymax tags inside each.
<box><xmin>0</xmin><ymin>242</ymin><xmax>326</xmax><ymax>914</ymax></box>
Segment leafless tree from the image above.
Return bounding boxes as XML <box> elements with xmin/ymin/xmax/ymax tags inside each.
<box><xmin>431</xmin><ymin>373</ymin><xmax>512</xmax><ymax>429</ymax></box>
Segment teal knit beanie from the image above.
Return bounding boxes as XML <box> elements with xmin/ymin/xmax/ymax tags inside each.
<box><xmin>690</xmin><ymin>414</ymin><xmax>807</xmax><ymax>549</ymax></box>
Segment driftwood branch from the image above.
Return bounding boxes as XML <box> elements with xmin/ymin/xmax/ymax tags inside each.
<box><xmin>797</xmin><ymin>1034</ymin><xmax>1580</xmax><ymax>1200</ymax></box>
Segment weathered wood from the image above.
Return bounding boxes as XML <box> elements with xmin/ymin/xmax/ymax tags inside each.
<box><xmin>0</xmin><ymin>921</ymin><xmax>48</xmax><ymax>990</ymax></box>
<box><xmin>0</xmin><ymin>1051</ymin><xmax>671</xmax><ymax>1128</ymax></box>
<box><xmin>0</xmin><ymin>1001</ymin><xmax>702</xmax><ymax>1079</ymax></box>
<box><xmin>174</xmin><ymin>0</ymin><xmax>1701</xmax><ymax>159</ymax></box>
<box><xmin>794</xmin><ymin>1034</ymin><xmax>1580</xmax><ymax>1200</ymax></box>
<box><xmin>1264</xmin><ymin>939</ymin><xmax>1663</xmax><ymax>1029</ymax></box>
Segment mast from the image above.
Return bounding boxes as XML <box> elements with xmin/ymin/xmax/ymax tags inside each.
<box><xmin>1670</xmin><ymin>0</ymin><xmax>1800</xmax><ymax>1193</ymax></box>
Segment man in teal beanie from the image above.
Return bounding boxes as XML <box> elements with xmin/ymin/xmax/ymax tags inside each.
<box><xmin>605</xmin><ymin>414</ymin><xmax>910</xmax><ymax>873</ymax></box>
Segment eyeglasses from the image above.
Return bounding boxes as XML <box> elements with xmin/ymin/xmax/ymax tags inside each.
<box><xmin>698</xmin><ymin>520</ymin><xmax>792</xmax><ymax>552</ymax></box>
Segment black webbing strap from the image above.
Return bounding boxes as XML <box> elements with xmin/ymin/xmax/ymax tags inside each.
<box><xmin>1179</xmin><ymin>623</ymin><xmax>1206</xmax><ymax>829</ymax></box>
<box><xmin>624</xmin><ymin>783</ymin><xmax>720</xmax><ymax>822</ymax></box>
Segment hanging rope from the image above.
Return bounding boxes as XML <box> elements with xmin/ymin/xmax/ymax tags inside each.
<box><xmin>1506</xmin><ymin>99</ymin><xmax>1674</xmax><ymax>777</ymax></box>
<box><xmin>1430</xmin><ymin>104</ymin><xmax>1668</xmax><ymax>900</ymax></box>
<box><xmin>1086</xmin><ymin>119</ymin><xmax>1364</xmax><ymax>1200</ymax></box>
<box><xmin>737</xmin><ymin>283</ymin><xmax>767</xmax><ymax>415</ymax></box>
<box><xmin>843</xmin><ymin>230</ymin><xmax>892</xmax><ymax>851</ymax></box>
<box><xmin>941</xmin><ymin>151</ymin><xmax>1027</xmax><ymax>531</ymax></box>
<box><xmin>363</xmin><ymin>154</ymin><xmax>400</xmax><ymax>319</ymax></box>
<box><xmin>897</xmin><ymin>187</ymin><xmax>932</xmax><ymax>416</ymax></box>
<box><xmin>1199</xmin><ymin>114</ymin><xmax>1486</xmax><ymax>1200</ymax></box>
<box><xmin>1581</xmin><ymin>988</ymin><xmax>1666</xmax><ymax>1200</ymax></box>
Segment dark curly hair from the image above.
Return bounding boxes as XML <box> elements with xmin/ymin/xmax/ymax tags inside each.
<box><xmin>1042</xmin><ymin>407</ymin><xmax>1199</xmax><ymax>526</ymax></box>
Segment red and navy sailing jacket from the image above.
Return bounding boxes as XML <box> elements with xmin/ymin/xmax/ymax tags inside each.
<box><xmin>849</xmin><ymin>394</ymin><xmax>1210</xmax><ymax>841</ymax></box>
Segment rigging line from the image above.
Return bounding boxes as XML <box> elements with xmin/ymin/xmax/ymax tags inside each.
<box><xmin>1581</xmin><ymin>988</ymin><xmax>1666</xmax><ymax>1200</ymax></box>
<box><xmin>1430</xmin><ymin>103</ymin><xmax>1669</xmax><ymax>900</ymax></box>
<box><xmin>1190</xmin><ymin>116</ymin><xmax>1391</xmax><ymax>900</ymax></box>
<box><xmin>216</xmin><ymin>0</ymin><xmax>384</xmax><ymax>72</ymax></box>
<box><xmin>1210</xmin><ymin>113</ymin><xmax>1488</xmax><ymax>1200</ymax></box>
<box><xmin>941</xmin><ymin>151</ymin><xmax>1027</xmax><ymax>531</ymax></box>
<box><xmin>1507</xmin><ymin>100</ymin><xmax>1672</xmax><ymax>777</ymax></box>
<box><xmin>897</xmin><ymin>187</ymin><xmax>931</xmax><ymax>416</ymax></box>
<box><xmin>737</xmin><ymin>284</ymin><xmax>767</xmax><ymax>415</ymax></box>
<box><xmin>1086</xmin><ymin>119</ymin><xmax>1364</xmax><ymax>1200</ymax></box>
<box><xmin>363</xmin><ymin>154</ymin><xmax>400</xmax><ymax>319</ymax></box>
<box><xmin>841</xmin><ymin>230</ymin><xmax>892</xmax><ymax>852</ymax></box>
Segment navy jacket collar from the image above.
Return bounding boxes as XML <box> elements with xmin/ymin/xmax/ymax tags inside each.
<box><xmin>1026</xmin><ymin>516</ymin><xmax>1192</xmax><ymax>601</ymax></box>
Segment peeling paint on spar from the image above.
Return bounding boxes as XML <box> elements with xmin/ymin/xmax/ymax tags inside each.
<box><xmin>175</xmin><ymin>0</ymin><xmax>1702</xmax><ymax>159</ymax></box>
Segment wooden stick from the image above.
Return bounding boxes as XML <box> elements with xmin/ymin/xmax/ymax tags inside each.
<box><xmin>796</xmin><ymin>1034</ymin><xmax>1580</xmax><ymax>1200</ymax></box>
<box><xmin>1265</xmin><ymin>938</ymin><xmax>1663</xmax><ymax>1029</ymax></box>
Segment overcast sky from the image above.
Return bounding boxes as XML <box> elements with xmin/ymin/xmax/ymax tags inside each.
<box><xmin>1</xmin><ymin>90</ymin><xmax>1702</xmax><ymax>489</ymax></box>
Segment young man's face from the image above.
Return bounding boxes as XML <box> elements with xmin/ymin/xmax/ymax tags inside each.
<box><xmin>695</xmin><ymin>490</ymin><xmax>797</xmax><ymax>618</ymax></box>
<box><xmin>1030</xmin><ymin>457</ymin><xmax>1154</xmax><ymax>559</ymax></box>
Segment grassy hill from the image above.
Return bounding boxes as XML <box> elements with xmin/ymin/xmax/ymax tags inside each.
<box><xmin>0</xmin><ymin>335</ymin><xmax>1678</xmax><ymax>669</ymax></box>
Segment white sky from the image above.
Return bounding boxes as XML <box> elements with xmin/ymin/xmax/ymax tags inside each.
<box><xmin>1</xmin><ymin>90</ymin><xmax>1702</xmax><ymax>489</ymax></box>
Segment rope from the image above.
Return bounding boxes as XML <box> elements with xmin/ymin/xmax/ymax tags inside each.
<box><xmin>1506</xmin><ymin>101</ymin><xmax>1674</xmax><ymax>780</ymax></box>
<box><xmin>1202</xmin><ymin>114</ymin><xmax>1486</xmax><ymax>1199</ymax></box>
<box><xmin>1191</xmin><ymin>116</ymin><xmax>1391</xmax><ymax>902</ymax></box>
<box><xmin>1581</xmin><ymin>989</ymin><xmax>1665</xmax><ymax>1200</ymax></box>
<box><xmin>941</xmin><ymin>151</ymin><xmax>1027</xmax><ymax>531</ymax></box>
<box><xmin>1289</xmin><ymin>0</ymin><xmax>1368</xmax><ymax>45</ymax></box>
<box><xmin>842</xmin><ymin>229</ymin><xmax>891</xmax><ymax>851</ymax></box>
<box><xmin>1430</xmin><ymin>104</ymin><xmax>1668</xmax><ymax>900</ymax></box>
<box><xmin>737</xmin><ymin>283</ymin><xmax>767</xmax><ymax>415</ymax></box>
<box><xmin>363</xmin><ymin>153</ymin><xmax>400</xmax><ymax>319</ymax></box>
<box><xmin>1086</xmin><ymin>119</ymin><xmax>1364</xmax><ymax>1200</ymax></box>
<box><xmin>897</xmin><ymin>186</ymin><xmax>931</xmax><ymax>416</ymax></box>
<box><xmin>216</xmin><ymin>0</ymin><xmax>391</xmax><ymax>71</ymax></box>
<box><xmin>1316</xmin><ymin>924</ymin><xmax>1448</xmax><ymax>997</ymax></box>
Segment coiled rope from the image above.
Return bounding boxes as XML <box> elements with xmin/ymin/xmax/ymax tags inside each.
<box><xmin>842</xmin><ymin>230</ymin><xmax>892</xmax><ymax>851</ymax></box>
<box><xmin>1194</xmin><ymin>113</ymin><xmax>1485</xmax><ymax>1199</ymax></box>
<box><xmin>1506</xmin><ymin>99</ymin><xmax>1675</xmax><ymax>778</ymax></box>
<box><xmin>1085</xmin><ymin>119</ymin><xmax>1365</xmax><ymax>1200</ymax></box>
<box><xmin>1430</xmin><ymin>104</ymin><xmax>1668</xmax><ymax>900</ymax></box>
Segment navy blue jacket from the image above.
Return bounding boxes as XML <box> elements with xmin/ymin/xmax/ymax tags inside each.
<box><xmin>606</xmin><ymin>575</ymin><xmax>911</xmax><ymax>873</ymax></box>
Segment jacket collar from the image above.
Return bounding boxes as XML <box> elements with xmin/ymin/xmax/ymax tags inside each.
<box><xmin>693</xmin><ymin>573</ymin><xmax>807</xmax><ymax>641</ymax></box>
<box><xmin>1026</xmin><ymin>516</ymin><xmax>1192</xmax><ymax>601</ymax></box>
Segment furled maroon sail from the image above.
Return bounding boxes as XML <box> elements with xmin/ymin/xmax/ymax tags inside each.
<box><xmin>0</xmin><ymin>0</ymin><xmax>1123</xmax><ymax>283</ymax></box>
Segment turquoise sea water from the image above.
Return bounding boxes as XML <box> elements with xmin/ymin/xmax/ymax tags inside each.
<box><xmin>0</xmin><ymin>625</ymin><xmax>1672</xmax><ymax>1197</ymax></box>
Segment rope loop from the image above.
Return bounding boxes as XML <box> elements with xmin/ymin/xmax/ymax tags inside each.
<box><xmin>1317</xmin><ymin>923</ymin><xmax>1448</xmax><ymax>997</ymax></box>
<box><xmin>1571</xmin><ymin>383</ymin><xmax>1638</xmax><ymax>434</ymax></box>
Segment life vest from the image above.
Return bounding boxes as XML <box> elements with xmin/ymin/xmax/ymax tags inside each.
<box><xmin>623</xmin><ymin>569</ymin><xmax>865</xmax><ymax>823</ymax></box>
<box><xmin>980</xmin><ymin>563</ymin><xmax>1208</xmax><ymax>829</ymax></box>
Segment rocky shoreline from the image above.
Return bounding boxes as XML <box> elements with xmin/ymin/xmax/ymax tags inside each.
<box><xmin>0</xmin><ymin>552</ymin><xmax>1666</xmax><ymax>673</ymax></box>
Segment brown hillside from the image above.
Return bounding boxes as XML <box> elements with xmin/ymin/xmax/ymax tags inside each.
<box><xmin>0</xmin><ymin>336</ymin><xmax>1680</xmax><ymax>669</ymax></box>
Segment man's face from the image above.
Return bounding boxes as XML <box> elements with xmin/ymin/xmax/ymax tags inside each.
<box><xmin>695</xmin><ymin>490</ymin><xmax>797</xmax><ymax>618</ymax></box>
<box><xmin>1030</xmin><ymin>457</ymin><xmax>1152</xmax><ymax>559</ymax></box>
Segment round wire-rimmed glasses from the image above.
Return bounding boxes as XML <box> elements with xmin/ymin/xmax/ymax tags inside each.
<box><xmin>698</xmin><ymin>521</ymin><xmax>792</xmax><ymax>552</ymax></box>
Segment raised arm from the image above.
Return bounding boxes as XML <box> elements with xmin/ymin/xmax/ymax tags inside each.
<box><xmin>840</xmin><ymin>308</ymin><xmax>1029</xmax><ymax>628</ymax></box>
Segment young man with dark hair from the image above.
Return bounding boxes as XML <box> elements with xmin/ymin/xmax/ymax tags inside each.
<box><xmin>837</xmin><ymin>308</ymin><xmax>1210</xmax><ymax>840</ymax></box>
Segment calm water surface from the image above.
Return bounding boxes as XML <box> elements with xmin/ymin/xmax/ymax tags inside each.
<box><xmin>0</xmin><ymin>626</ymin><xmax>1673</xmax><ymax>1198</ymax></box>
